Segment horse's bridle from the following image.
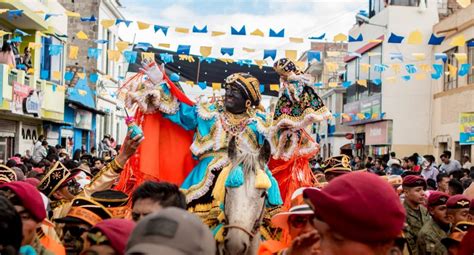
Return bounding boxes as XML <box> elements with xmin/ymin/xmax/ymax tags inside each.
<box><xmin>222</xmin><ymin>192</ymin><xmax>267</xmax><ymax>240</ymax></box>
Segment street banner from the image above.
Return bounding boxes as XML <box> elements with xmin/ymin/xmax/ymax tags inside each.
<box><xmin>460</xmin><ymin>112</ymin><xmax>474</xmax><ymax>145</ymax></box>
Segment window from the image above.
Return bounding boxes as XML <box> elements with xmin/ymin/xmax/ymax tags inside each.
<box><xmin>468</xmin><ymin>40</ymin><xmax>474</xmax><ymax>84</ymax></box>
<box><xmin>443</xmin><ymin>47</ymin><xmax>458</xmax><ymax>91</ymax></box>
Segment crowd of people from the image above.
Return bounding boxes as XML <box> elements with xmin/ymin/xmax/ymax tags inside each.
<box><xmin>0</xmin><ymin>41</ymin><xmax>33</xmax><ymax>71</ymax></box>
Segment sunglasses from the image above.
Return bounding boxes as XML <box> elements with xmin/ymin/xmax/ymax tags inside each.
<box><xmin>64</xmin><ymin>225</ymin><xmax>89</xmax><ymax>237</ymax></box>
<box><xmin>289</xmin><ymin>215</ymin><xmax>315</xmax><ymax>229</ymax></box>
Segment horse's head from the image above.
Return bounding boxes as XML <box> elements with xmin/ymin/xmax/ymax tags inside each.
<box><xmin>222</xmin><ymin>136</ymin><xmax>271</xmax><ymax>255</ymax></box>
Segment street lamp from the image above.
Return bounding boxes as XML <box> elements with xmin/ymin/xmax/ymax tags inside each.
<box><xmin>356</xmin><ymin>14</ymin><xmax>388</xmax><ymax>28</ymax></box>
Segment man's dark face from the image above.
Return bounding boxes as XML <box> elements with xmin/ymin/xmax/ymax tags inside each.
<box><xmin>441</xmin><ymin>156</ymin><xmax>449</xmax><ymax>164</ymax></box>
<box><xmin>61</xmin><ymin>222</ymin><xmax>90</xmax><ymax>255</ymax></box>
<box><xmin>224</xmin><ymin>84</ymin><xmax>247</xmax><ymax>114</ymax></box>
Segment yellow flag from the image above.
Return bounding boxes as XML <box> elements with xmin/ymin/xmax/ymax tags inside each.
<box><xmin>390</xmin><ymin>63</ymin><xmax>401</xmax><ymax>74</ymax></box>
<box><xmin>368</xmin><ymin>52</ymin><xmax>381</xmax><ymax>57</ymax></box>
<box><xmin>52</xmin><ymin>71</ymin><xmax>61</xmax><ymax>80</ymax></box>
<box><xmin>116</xmin><ymin>41</ymin><xmax>129</xmax><ymax>52</ymax></box>
<box><xmin>407</xmin><ymin>30</ymin><xmax>423</xmax><ymax>45</ymax></box>
<box><xmin>101</xmin><ymin>19</ymin><xmax>115</xmax><ymax>29</ymax></box>
<box><xmin>412</xmin><ymin>53</ymin><xmax>426</xmax><ymax>61</ymax></box>
<box><xmin>137</xmin><ymin>21</ymin><xmax>150</xmax><ymax>30</ymax></box>
<box><xmin>285</xmin><ymin>50</ymin><xmax>297</xmax><ymax>61</ymax></box>
<box><xmin>329</xmin><ymin>82</ymin><xmax>338</xmax><ymax>88</ymax></box>
<box><xmin>357</xmin><ymin>113</ymin><xmax>366</xmax><ymax>120</ymax></box>
<box><xmin>175</xmin><ymin>27</ymin><xmax>189</xmax><ymax>33</ymax></box>
<box><xmin>419</xmin><ymin>64</ymin><xmax>432</xmax><ymax>72</ymax></box>
<box><xmin>270</xmin><ymin>84</ymin><xmax>280</xmax><ymax>91</ymax></box>
<box><xmin>357</xmin><ymin>80</ymin><xmax>367</xmax><ymax>87</ymax></box>
<box><xmin>360</xmin><ymin>63</ymin><xmax>371</xmax><ymax>73</ymax></box>
<box><xmin>327</xmin><ymin>51</ymin><xmax>341</xmax><ymax>57</ymax></box>
<box><xmin>76</xmin><ymin>31</ymin><xmax>88</xmax><ymax>40</ymax></box>
<box><xmin>243</xmin><ymin>47</ymin><xmax>255</xmax><ymax>53</ymax></box>
<box><xmin>454</xmin><ymin>53</ymin><xmax>467</xmax><ymax>64</ymax></box>
<box><xmin>254</xmin><ymin>60</ymin><xmax>267</xmax><ymax>70</ymax></box>
<box><xmin>37</xmin><ymin>31</ymin><xmax>49</xmax><ymax>38</ymax></box>
<box><xmin>333</xmin><ymin>33</ymin><xmax>347</xmax><ymax>42</ymax></box>
<box><xmin>179</xmin><ymin>55</ymin><xmax>195</xmax><ymax>62</ymax></box>
<box><xmin>28</xmin><ymin>42</ymin><xmax>42</xmax><ymax>49</ymax></box>
<box><xmin>211</xmin><ymin>31</ymin><xmax>225</xmax><ymax>37</ymax></box>
<box><xmin>108</xmin><ymin>50</ymin><xmax>121</xmax><ymax>62</ymax></box>
<box><xmin>77</xmin><ymin>72</ymin><xmax>86</xmax><ymax>79</ymax></box>
<box><xmin>457</xmin><ymin>0</ymin><xmax>471</xmax><ymax>8</ymax></box>
<box><xmin>158</xmin><ymin>43</ymin><xmax>170</xmax><ymax>48</ymax></box>
<box><xmin>69</xmin><ymin>45</ymin><xmax>79</xmax><ymax>59</ymax></box>
<box><xmin>386</xmin><ymin>76</ymin><xmax>397</xmax><ymax>83</ymax></box>
<box><xmin>250</xmin><ymin>29</ymin><xmax>264</xmax><ymax>37</ymax></box>
<box><xmin>0</xmin><ymin>30</ymin><xmax>11</xmax><ymax>37</ymax></box>
<box><xmin>141</xmin><ymin>52</ymin><xmax>155</xmax><ymax>61</ymax></box>
<box><xmin>369</xmin><ymin>39</ymin><xmax>383</xmax><ymax>43</ymax></box>
<box><xmin>414</xmin><ymin>73</ymin><xmax>426</xmax><ymax>80</ymax></box>
<box><xmin>219</xmin><ymin>58</ymin><xmax>234</xmax><ymax>64</ymax></box>
<box><xmin>295</xmin><ymin>61</ymin><xmax>305</xmax><ymax>70</ymax></box>
<box><xmin>448</xmin><ymin>64</ymin><xmax>457</xmax><ymax>77</ymax></box>
<box><xmin>212</xmin><ymin>83</ymin><xmax>221</xmax><ymax>91</ymax></box>
<box><xmin>289</xmin><ymin>37</ymin><xmax>304</xmax><ymax>43</ymax></box>
<box><xmin>65</xmin><ymin>10</ymin><xmax>81</xmax><ymax>17</ymax></box>
<box><xmin>325</xmin><ymin>62</ymin><xmax>338</xmax><ymax>72</ymax></box>
<box><xmin>200</xmin><ymin>46</ymin><xmax>212</xmax><ymax>57</ymax></box>
<box><xmin>450</xmin><ymin>35</ymin><xmax>466</xmax><ymax>47</ymax></box>
<box><xmin>185</xmin><ymin>81</ymin><xmax>194</xmax><ymax>87</ymax></box>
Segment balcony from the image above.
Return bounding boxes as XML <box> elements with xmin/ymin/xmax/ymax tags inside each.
<box><xmin>0</xmin><ymin>0</ymin><xmax>48</xmax><ymax>31</ymax></box>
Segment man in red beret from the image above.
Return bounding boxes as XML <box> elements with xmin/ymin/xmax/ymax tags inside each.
<box><xmin>0</xmin><ymin>181</ymin><xmax>58</xmax><ymax>255</ymax></box>
<box><xmin>402</xmin><ymin>175</ymin><xmax>429</xmax><ymax>255</ymax></box>
<box><xmin>303</xmin><ymin>172</ymin><xmax>406</xmax><ymax>255</ymax></box>
<box><xmin>416</xmin><ymin>191</ymin><xmax>450</xmax><ymax>255</ymax></box>
<box><xmin>446</xmin><ymin>195</ymin><xmax>471</xmax><ymax>228</ymax></box>
<box><xmin>82</xmin><ymin>219</ymin><xmax>135</xmax><ymax>255</ymax></box>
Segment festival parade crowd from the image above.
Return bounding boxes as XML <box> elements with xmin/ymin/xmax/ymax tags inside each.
<box><xmin>0</xmin><ymin>58</ymin><xmax>473</xmax><ymax>255</ymax></box>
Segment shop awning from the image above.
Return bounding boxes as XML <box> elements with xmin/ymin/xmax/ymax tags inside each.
<box><xmin>66</xmin><ymin>99</ymin><xmax>107</xmax><ymax>116</ymax></box>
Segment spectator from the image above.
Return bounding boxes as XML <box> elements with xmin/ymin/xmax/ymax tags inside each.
<box><xmin>131</xmin><ymin>181</ymin><xmax>186</xmax><ymax>222</ymax></box>
<box><xmin>82</xmin><ymin>219</ymin><xmax>135</xmax><ymax>255</ymax></box>
<box><xmin>32</xmin><ymin>140</ymin><xmax>48</xmax><ymax>165</ymax></box>
<box><xmin>449</xmin><ymin>170</ymin><xmax>464</xmax><ymax>180</ymax></box>
<box><xmin>388</xmin><ymin>159</ymin><xmax>404</xmax><ymax>175</ymax></box>
<box><xmin>126</xmin><ymin>207</ymin><xmax>216</xmax><ymax>255</ymax></box>
<box><xmin>437</xmin><ymin>173</ymin><xmax>450</xmax><ymax>193</ymax></box>
<box><xmin>421</xmin><ymin>155</ymin><xmax>439</xmax><ymax>181</ymax></box>
<box><xmin>322</xmin><ymin>155</ymin><xmax>352</xmax><ymax>182</ymax></box>
<box><xmin>98</xmin><ymin>135</ymin><xmax>112</xmax><ymax>158</ymax></box>
<box><xmin>21</xmin><ymin>46</ymin><xmax>32</xmax><ymax>70</ymax></box>
<box><xmin>0</xmin><ymin>195</ymin><xmax>22</xmax><ymax>255</ymax></box>
<box><xmin>407</xmin><ymin>155</ymin><xmax>420</xmax><ymax>172</ymax></box>
<box><xmin>427</xmin><ymin>179</ymin><xmax>437</xmax><ymax>190</ymax></box>
<box><xmin>303</xmin><ymin>172</ymin><xmax>405</xmax><ymax>255</ymax></box>
<box><xmin>72</xmin><ymin>149</ymin><xmax>81</xmax><ymax>162</ymax></box>
<box><xmin>462</xmin><ymin>155</ymin><xmax>472</xmax><ymax>170</ymax></box>
<box><xmin>448</xmin><ymin>179</ymin><xmax>464</xmax><ymax>195</ymax></box>
<box><xmin>0</xmin><ymin>41</ymin><xmax>16</xmax><ymax>67</ymax></box>
<box><xmin>92</xmin><ymin>158</ymin><xmax>105</xmax><ymax>174</ymax></box>
<box><xmin>440</xmin><ymin>151</ymin><xmax>462</xmax><ymax>174</ymax></box>
<box><xmin>11</xmin><ymin>41</ymin><xmax>20</xmax><ymax>66</ymax></box>
<box><xmin>90</xmin><ymin>147</ymin><xmax>97</xmax><ymax>157</ymax></box>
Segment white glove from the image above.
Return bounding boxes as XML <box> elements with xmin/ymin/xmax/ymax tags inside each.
<box><xmin>140</xmin><ymin>58</ymin><xmax>165</xmax><ymax>85</ymax></box>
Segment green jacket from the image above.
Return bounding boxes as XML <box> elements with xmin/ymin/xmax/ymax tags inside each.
<box><xmin>416</xmin><ymin>219</ymin><xmax>449</xmax><ymax>255</ymax></box>
<box><xmin>403</xmin><ymin>201</ymin><xmax>430</xmax><ymax>255</ymax></box>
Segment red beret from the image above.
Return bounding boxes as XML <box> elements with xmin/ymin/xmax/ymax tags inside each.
<box><xmin>427</xmin><ymin>191</ymin><xmax>449</xmax><ymax>207</ymax></box>
<box><xmin>303</xmin><ymin>172</ymin><xmax>405</xmax><ymax>243</ymax></box>
<box><xmin>447</xmin><ymin>195</ymin><xmax>471</xmax><ymax>209</ymax></box>
<box><xmin>92</xmin><ymin>219</ymin><xmax>135</xmax><ymax>255</ymax></box>
<box><xmin>0</xmin><ymin>181</ymin><xmax>46</xmax><ymax>222</ymax></box>
<box><xmin>402</xmin><ymin>175</ymin><xmax>426</xmax><ymax>189</ymax></box>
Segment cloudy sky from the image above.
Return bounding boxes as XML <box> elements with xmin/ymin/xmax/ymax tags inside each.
<box><xmin>117</xmin><ymin>0</ymin><xmax>365</xmax><ymax>61</ymax></box>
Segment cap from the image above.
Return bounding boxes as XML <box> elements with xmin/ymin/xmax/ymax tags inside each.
<box><xmin>126</xmin><ymin>207</ymin><xmax>216</xmax><ymax>255</ymax></box>
<box><xmin>322</xmin><ymin>155</ymin><xmax>352</xmax><ymax>174</ymax></box>
<box><xmin>72</xmin><ymin>163</ymin><xmax>92</xmax><ymax>177</ymax></box>
<box><xmin>54</xmin><ymin>197</ymin><xmax>113</xmax><ymax>227</ymax></box>
<box><xmin>88</xmin><ymin>219</ymin><xmax>135</xmax><ymax>255</ymax></box>
<box><xmin>91</xmin><ymin>190</ymin><xmax>129</xmax><ymax>218</ymax></box>
<box><xmin>303</xmin><ymin>172</ymin><xmax>406</xmax><ymax>243</ymax></box>
<box><xmin>402</xmin><ymin>175</ymin><xmax>427</xmax><ymax>189</ymax></box>
<box><xmin>441</xmin><ymin>221</ymin><xmax>474</xmax><ymax>248</ymax></box>
<box><xmin>387</xmin><ymin>158</ymin><xmax>401</xmax><ymax>167</ymax></box>
<box><xmin>271</xmin><ymin>187</ymin><xmax>316</xmax><ymax>230</ymax></box>
<box><xmin>383</xmin><ymin>175</ymin><xmax>403</xmax><ymax>186</ymax></box>
<box><xmin>446</xmin><ymin>195</ymin><xmax>471</xmax><ymax>209</ymax></box>
<box><xmin>0</xmin><ymin>181</ymin><xmax>46</xmax><ymax>222</ymax></box>
<box><xmin>427</xmin><ymin>191</ymin><xmax>450</xmax><ymax>207</ymax></box>
<box><xmin>0</xmin><ymin>164</ymin><xmax>17</xmax><ymax>183</ymax></box>
<box><xmin>37</xmin><ymin>161</ymin><xmax>72</xmax><ymax>197</ymax></box>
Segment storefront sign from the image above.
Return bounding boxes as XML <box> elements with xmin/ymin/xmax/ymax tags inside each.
<box><xmin>365</xmin><ymin>120</ymin><xmax>392</xmax><ymax>145</ymax></box>
<box><xmin>460</xmin><ymin>112</ymin><xmax>474</xmax><ymax>145</ymax></box>
<box><xmin>25</xmin><ymin>91</ymin><xmax>41</xmax><ymax>116</ymax></box>
<box><xmin>11</xmin><ymin>82</ymin><xmax>31</xmax><ymax>114</ymax></box>
<box><xmin>75</xmin><ymin>109</ymin><xmax>92</xmax><ymax>130</ymax></box>
<box><xmin>343</xmin><ymin>94</ymin><xmax>382</xmax><ymax>125</ymax></box>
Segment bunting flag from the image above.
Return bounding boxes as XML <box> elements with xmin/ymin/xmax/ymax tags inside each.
<box><xmin>349</xmin><ymin>34</ymin><xmax>363</xmax><ymax>42</ymax></box>
<box><xmin>7</xmin><ymin>10</ymin><xmax>23</xmax><ymax>19</ymax></box>
<box><xmin>101</xmin><ymin>19</ymin><xmax>115</xmax><ymax>29</ymax></box>
<box><xmin>270</xmin><ymin>84</ymin><xmax>279</xmax><ymax>91</ymax></box>
<box><xmin>65</xmin><ymin>10</ymin><xmax>81</xmax><ymax>17</ymax></box>
<box><xmin>185</xmin><ymin>81</ymin><xmax>194</xmax><ymax>87</ymax></box>
<box><xmin>406</xmin><ymin>64</ymin><xmax>417</xmax><ymax>74</ymax></box>
<box><xmin>177</xmin><ymin>45</ymin><xmax>191</xmax><ymax>55</ymax></box>
<box><xmin>342</xmin><ymin>81</ymin><xmax>352</xmax><ymax>88</ymax></box>
<box><xmin>108</xmin><ymin>50</ymin><xmax>121</xmax><ymax>62</ymax></box>
<box><xmin>160</xmin><ymin>53</ymin><xmax>173</xmax><ymax>64</ymax></box>
<box><xmin>87</xmin><ymin>48</ymin><xmax>102</xmax><ymax>59</ymax></box>
<box><xmin>269</xmin><ymin>28</ymin><xmax>285</xmax><ymax>38</ymax></box>
<box><xmin>80</xmin><ymin>15</ymin><xmax>97</xmax><ymax>22</ymax></box>
<box><xmin>401</xmin><ymin>75</ymin><xmax>411</xmax><ymax>81</ymax></box>
<box><xmin>243</xmin><ymin>47</ymin><xmax>255</xmax><ymax>53</ymax></box>
<box><xmin>428</xmin><ymin>33</ymin><xmax>445</xmax><ymax>45</ymax></box>
<box><xmin>372</xmin><ymin>79</ymin><xmax>382</xmax><ymax>85</ymax></box>
<box><xmin>457</xmin><ymin>0</ymin><xmax>471</xmax><ymax>8</ymax></box>
<box><xmin>454</xmin><ymin>53</ymin><xmax>467</xmax><ymax>64</ymax></box>
<box><xmin>333</xmin><ymin>33</ymin><xmax>347</xmax><ymax>42</ymax></box>
<box><xmin>459</xmin><ymin>63</ymin><xmax>471</xmax><ymax>76</ymax></box>
<box><xmin>198</xmin><ymin>82</ymin><xmax>207</xmax><ymax>90</ymax></box>
<box><xmin>357</xmin><ymin>80</ymin><xmax>367</xmax><ymax>87</ymax></box>
<box><xmin>116</xmin><ymin>19</ymin><xmax>132</xmax><ymax>27</ymax></box>
<box><xmin>154</xmin><ymin>25</ymin><xmax>169</xmax><ymax>35</ymax></box>
<box><xmin>220</xmin><ymin>47</ymin><xmax>234</xmax><ymax>56</ymax></box>
<box><xmin>435</xmin><ymin>53</ymin><xmax>448</xmax><ymax>62</ymax></box>
<box><xmin>231</xmin><ymin>26</ymin><xmax>246</xmax><ymax>35</ymax></box>
<box><xmin>407</xmin><ymin>30</ymin><xmax>423</xmax><ymax>45</ymax></box>
<box><xmin>200</xmin><ymin>46</ymin><xmax>212</xmax><ymax>57</ymax></box>
<box><xmin>388</xmin><ymin>33</ymin><xmax>404</xmax><ymax>43</ymax></box>
<box><xmin>123</xmin><ymin>50</ymin><xmax>138</xmax><ymax>63</ymax></box>
<box><xmin>52</xmin><ymin>71</ymin><xmax>61</xmax><ymax>80</ymax></box>
<box><xmin>263</xmin><ymin>49</ymin><xmax>277</xmax><ymax>60</ymax></box>
<box><xmin>64</xmin><ymin>71</ymin><xmax>74</xmax><ymax>81</ymax></box>
<box><xmin>419</xmin><ymin>64</ymin><xmax>432</xmax><ymax>72</ymax></box>
<box><xmin>250</xmin><ymin>29</ymin><xmax>264</xmax><ymax>37</ymax></box>
<box><xmin>374</xmin><ymin>64</ymin><xmax>388</xmax><ymax>72</ymax></box>
<box><xmin>212</xmin><ymin>82</ymin><xmax>222</xmax><ymax>90</ymax></box>
<box><xmin>14</xmin><ymin>29</ymin><xmax>29</xmax><ymax>36</ymax></box>
<box><xmin>448</xmin><ymin>64</ymin><xmax>458</xmax><ymax>77</ymax></box>
<box><xmin>76</xmin><ymin>31</ymin><xmax>88</xmax><ymax>40</ymax></box>
<box><xmin>254</xmin><ymin>60</ymin><xmax>267</xmax><ymax>69</ymax></box>
<box><xmin>95</xmin><ymin>39</ymin><xmax>109</xmax><ymax>44</ymax></box>
<box><xmin>391</xmin><ymin>64</ymin><xmax>402</xmax><ymax>74</ymax></box>
<box><xmin>390</xmin><ymin>53</ymin><xmax>403</xmax><ymax>61</ymax></box>
<box><xmin>69</xmin><ymin>46</ymin><xmax>79</xmax><ymax>59</ymax></box>
<box><xmin>412</xmin><ymin>53</ymin><xmax>426</xmax><ymax>61</ymax></box>
<box><xmin>211</xmin><ymin>31</ymin><xmax>225</xmax><ymax>37</ymax></box>
<box><xmin>450</xmin><ymin>35</ymin><xmax>466</xmax><ymax>47</ymax></box>
<box><xmin>360</xmin><ymin>63</ymin><xmax>371</xmax><ymax>73</ymax></box>
<box><xmin>289</xmin><ymin>37</ymin><xmax>304</xmax><ymax>43</ymax></box>
<box><xmin>158</xmin><ymin>43</ymin><xmax>170</xmax><ymax>48</ymax></box>
<box><xmin>328</xmin><ymin>82</ymin><xmax>338</xmax><ymax>88</ymax></box>
<box><xmin>414</xmin><ymin>73</ymin><xmax>426</xmax><ymax>80</ymax></box>
<box><xmin>49</xmin><ymin>44</ymin><xmax>63</xmax><ymax>56</ymax></box>
<box><xmin>325</xmin><ymin>62</ymin><xmax>338</xmax><ymax>72</ymax></box>
<box><xmin>175</xmin><ymin>27</ymin><xmax>190</xmax><ymax>33</ymax></box>
<box><xmin>137</xmin><ymin>21</ymin><xmax>150</xmax><ymax>30</ymax></box>
<box><xmin>0</xmin><ymin>30</ymin><xmax>11</xmax><ymax>37</ymax></box>
<box><xmin>307</xmin><ymin>51</ymin><xmax>321</xmax><ymax>63</ymax></box>
<box><xmin>179</xmin><ymin>55</ymin><xmax>195</xmax><ymax>62</ymax></box>
<box><xmin>431</xmin><ymin>64</ymin><xmax>443</xmax><ymax>79</ymax></box>
<box><xmin>285</xmin><ymin>50</ymin><xmax>297</xmax><ymax>61</ymax></box>
<box><xmin>116</xmin><ymin>41</ymin><xmax>129</xmax><ymax>52</ymax></box>
<box><xmin>192</xmin><ymin>25</ymin><xmax>208</xmax><ymax>33</ymax></box>
<box><xmin>28</xmin><ymin>42</ymin><xmax>42</xmax><ymax>49</ymax></box>
<box><xmin>309</xmin><ymin>33</ymin><xmax>325</xmax><ymax>40</ymax></box>
<box><xmin>367</xmin><ymin>52</ymin><xmax>381</xmax><ymax>57</ymax></box>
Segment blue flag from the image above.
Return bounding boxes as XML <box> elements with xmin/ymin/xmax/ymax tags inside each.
<box><xmin>154</xmin><ymin>25</ymin><xmax>169</xmax><ymax>35</ymax></box>
<box><xmin>307</xmin><ymin>51</ymin><xmax>321</xmax><ymax>62</ymax></box>
<box><xmin>388</xmin><ymin>33</ymin><xmax>404</xmax><ymax>44</ymax></box>
<box><xmin>123</xmin><ymin>51</ymin><xmax>138</xmax><ymax>63</ymax></box>
<box><xmin>177</xmin><ymin>45</ymin><xmax>191</xmax><ymax>55</ymax></box>
<box><xmin>349</xmin><ymin>34</ymin><xmax>363</xmax><ymax>42</ymax></box>
<box><xmin>198</xmin><ymin>81</ymin><xmax>207</xmax><ymax>90</ymax></box>
<box><xmin>263</xmin><ymin>49</ymin><xmax>277</xmax><ymax>60</ymax></box>
<box><xmin>87</xmin><ymin>48</ymin><xmax>102</xmax><ymax>59</ymax></box>
<box><xmin>308</xmin><ymin>33</ymin><xmax>325</xmax><ymax>40</ymax></box>
<box><xmin>231</xmin><ymin>26</ymin><xmax>246</xmax><ymax>35</ymax></box>
<box><xmin>269</xmin><ymin>28</ymin><xmax>285</xmax><ymax>38</ymax></box>
<box><xmin>431</xmin><ymin>64</ymin><xmax>443</xmax><ymax>80</ymax></box>
<box><xmin>220</xmin><ymin>48</ymin><xmax>234</xmax><ymax>56</ymax></box>
<box><xmin>192</xmin><ymin>25</ymin><xmax>208</xmax><ymax>33</ymax></box>
<box><xmin>428</xmin><ymin>34</ymin><xmax>445</xmax><ymax>45</ymax></box>
<box><xmin>49</xmin><ymin>44</ymin><xmax>63</xmax><ymax>56</ymax></box>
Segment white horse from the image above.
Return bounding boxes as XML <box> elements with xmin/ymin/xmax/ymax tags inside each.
<box><xmin>219</xmin><ymin>136</ymin><xmax>271</xmax><ymax>255</ymax></box>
